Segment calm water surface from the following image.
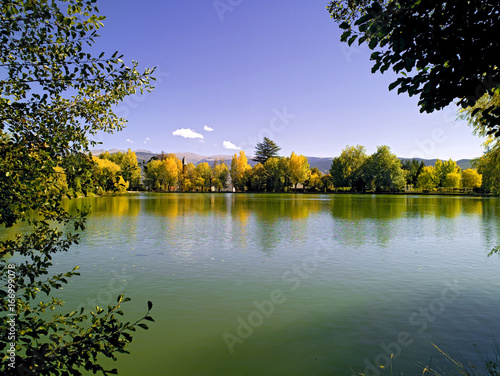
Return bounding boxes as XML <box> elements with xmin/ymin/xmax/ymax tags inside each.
<box><xmin>40</xmin><ymin>194</ymin><xmax>500</xmax><ymax>374</ymax></box>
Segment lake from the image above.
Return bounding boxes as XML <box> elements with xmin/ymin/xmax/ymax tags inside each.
<box><xmin>40</xmin><ymin>194</ymin><xmax>500</xmax><ymax>374</ymax></box>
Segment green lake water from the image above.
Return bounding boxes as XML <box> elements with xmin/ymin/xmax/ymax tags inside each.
<box><xmin>18</xmin><ymin>194</ymin><xmax>500</xmax><ymax>374</ymax></box>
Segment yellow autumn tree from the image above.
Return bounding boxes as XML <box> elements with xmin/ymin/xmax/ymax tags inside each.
<box><xmin>443</xmin><ymin>172</ymin><xmax>462</xmax><ymax>191</ymax></box>
<box><xmin>230</xmin><ymin>151</ymin><xmax>251</xmax><ymax>191</ymax></box>
<box><xmin>461</xmin><ymin>169</ymin><xmax>482</xmax><ymax>191</ymax></box>
<box><xmin>417</xmin><ymin>166</ymin><xmax>438</xmax><ymax>191</ymax></box>
<box><xmin>93</xmin><ymin>156</ymin><xmax>123</xmax><ymax>193</ymax></box>
<box><xmin>288</xmin><ymin>152</ymin><xmax>310</xmax><ymax>190</ymax></box>
<box><xmin>164</xmin><ymin>156</ymin><xmax>180</xmax><ymax>191</ymax></box>
<box><xmin>434</xmin><ymin>159</ymin><xmax>460</xmax><ymax>187</ymax></box>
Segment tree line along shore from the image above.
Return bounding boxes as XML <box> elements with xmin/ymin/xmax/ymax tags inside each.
<box><xmin>51</xmin><ymin>138</ymin><xmax>497</xmax><ymax>196</ymax></box>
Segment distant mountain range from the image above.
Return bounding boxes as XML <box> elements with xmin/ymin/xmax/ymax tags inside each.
<box><xmin>91</xmin><ymin>149</ymin><xmax>475</xmax><ymax>173</ymax></box>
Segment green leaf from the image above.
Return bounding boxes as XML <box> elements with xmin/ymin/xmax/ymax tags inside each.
<box><xmin>147</xmin><ymin>300</ymin><xmax>153</xmax><ymax>310</ymax></box>
<box><xmin>340</xmin><ymin>30</ymin><xmax>351</xmax><ymax>43</ymax></box>
<box><xmin>348</xmin><ymin>35</ymin><xmax>357</xmax><ymax>47</ymax></box>
<box><xmin>354</xmin><ymin>14</ymin><xmax>372</xmax><ymax>26</ymax></box>
<box><xmin>388</xmin><ymin>81</ymin><xmax>400</xmax><ymax>91</ymax></box>
<box><xmin>368</xmin><ymin>38</ymin><xmax>378</xmax><ymax>50</ymax></box>
<box><xmin>339</xmin><ymin>21</ymin><xmax>350</xmax><ymax>30</ymax></box>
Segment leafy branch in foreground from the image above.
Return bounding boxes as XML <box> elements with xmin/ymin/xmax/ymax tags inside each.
<box><xmin>1</xmin><ymin>0</ymin><xmax>155</xmax><ymax>375</ymax></box>
<box><xmin>327</xmin><ymin>0</ymin><xmax>500</xmax><ymax>136</ymax></box>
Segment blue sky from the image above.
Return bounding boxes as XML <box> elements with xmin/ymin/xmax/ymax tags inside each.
<box><xmin>93</xmin><ymin>0</ymin><xmax>485</xmax><ymax>160</ymax></box>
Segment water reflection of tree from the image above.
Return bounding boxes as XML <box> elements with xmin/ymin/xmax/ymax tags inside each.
<box><xmin>64</xmin><ymin>195</ymin><xmax>142</xmax><ymax>217</ymax></box>
<box><xmin>142</xmin><ymin>194</ymin><xmax>228</xmax><ymax>218</ymax></box>
<box><xmin>59</xmin><ymin>193</ymin><xmax>497</xmax><ymax>255</ymax></box>
<box><xmin>327</xmin><ymin>195</ymin><xmax>489</xmax><ymax>247</ymax></box>
<box><xmin>481</xmin><ymin>199</ymin><xmax>500</xmax><ymax>249</ymax></box>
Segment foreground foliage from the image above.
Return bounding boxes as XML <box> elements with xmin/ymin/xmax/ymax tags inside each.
<box><xmin>327</xmin><ymin>0</ymin><xmax>500</xmax><ymax>136</ymax></box>
<box><xmin>0</xmin><ymin>0</ymin><xmax>155</xmax><ymax>374</ymax></box>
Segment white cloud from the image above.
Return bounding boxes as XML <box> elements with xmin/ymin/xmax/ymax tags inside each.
<box><xmin>223</xmin><ymin>140</ymin><xmax>241</xmax><ymax>150</ymax></box>
<box><xmin>144</xmin><ymin>137</ymin><xmax>151</xmax><ymax>144</ymax></box>
<box><xmin>172</xmin><ymin>128</ymin><xmax>204</xmax><ymax>139</ymax></box>
<box><xmin>204</xmin><ymin>125</ymin><xmax>214</xmax><ymax>132</ymax></box>
<box><xmin>126</xmin><ymin>139</ymin><xmax>134</xmax><ymax>144</ymax></box>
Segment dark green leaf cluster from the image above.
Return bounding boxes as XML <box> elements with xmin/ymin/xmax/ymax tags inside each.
<box><xmin>401</xmin><ymin>158</ymin><xmax>424</xmax><ymax>186</ymax></box>
<box><xmin>328</xmin><ymin>0</ymin><xmax>500</xmax><ymax>136</ymax></box>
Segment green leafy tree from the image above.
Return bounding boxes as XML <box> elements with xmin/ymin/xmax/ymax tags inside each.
<box><xmin>212</xmin><ymin>161</ymin><xmax>230</xmax><ymax>191</ymax></box>
<box><xmin>263</xmin><ymin>157</ymin><xmax>286</xmax><ymax>192</ymax></box>
<box><xmin>473</xmin><ymin>146</ymin><xmax>500</xmax><ymax>195</ymax></box>
<box><xmin>401</xmin><ymin>159</ymin><xmax>425</xmax><ymax>186</ymax></box>
<box><xmin>145</xmin><ymin>159</ymin><xmax>168</xmax><ymax>191</ymax></box>
<box><xmin>329</xmin><ymin>145</ymin><xmax>367</xmax><ymax>191</ymax></box>
<box><xmin>253</xmin><ymin>137</ymin><xmax>282</xmax><ymax>164</ymax></box>
<box><xmin>459</xmin><ymin>90</ymin><xmax>500</xmax><ymax>139</ymax></box>
<box><xmin>195</xmin><ymin>162</ymin><xmax>213</xmax><ymax>192</ymax></box>
<box><xmin>328</xmin><ymin>0</ymin><xmax>500</xmax><ymax>136</ymax></box>
<box><xmin>363</xmin><ymin>145</ymin><xmax>405</xmax><ymax>192</ymax></box>
<box><xmin>182</xmin><ymin>163</ymin><xmax>196</xmax><ymax>192</ymax></box>
<box><xmin>321</xmin><ymin>174</ymin><xmax>334</xmax><ymax>192</ymax></box>
<box><xmin>248</xmin><ymin>163</ymin><xmax>267</xmax><ymax>192</ymax></box>
<box><xmin>0</xmin><ymin>1</ymin><xmax>155</xmax><ymax>375</ymax></box>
